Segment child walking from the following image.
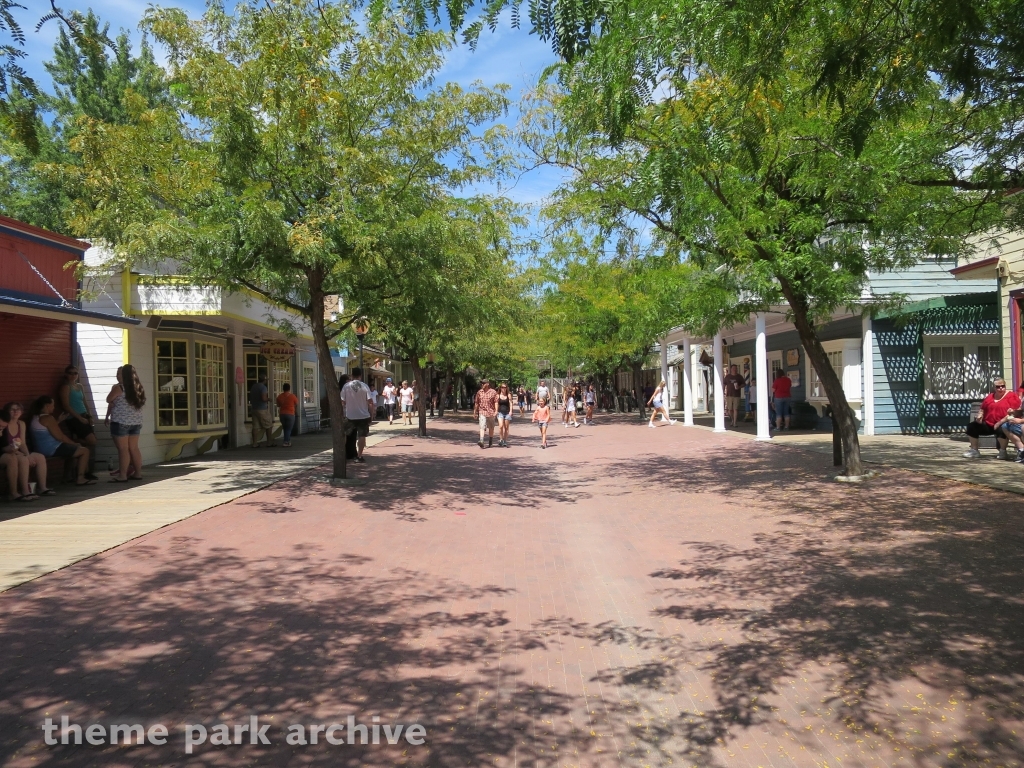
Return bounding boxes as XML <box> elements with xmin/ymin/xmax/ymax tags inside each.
<box><xmin>532</xmin><ymin>397</ymin><xmax>551</xmax><ymax>448</ymax></box>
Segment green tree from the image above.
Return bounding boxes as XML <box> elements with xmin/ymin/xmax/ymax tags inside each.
<box><xmin>524</xmin><ymin>61</ymin><xmax>987</xmax><ymax>474</ymax></box>
<box><xmin>0</xmin><ymin>10</ymin><xmax>167</xmax><ymax>232</ymax></box>
<box><xmin>363</xmin><ymin>196</ymin><xmax>523</xmax><ymax>436</ymax></box>
<box><xmin>60</xmin><ymin>0</ymin><xmax>508</xmax><ymax>478</ymax></box>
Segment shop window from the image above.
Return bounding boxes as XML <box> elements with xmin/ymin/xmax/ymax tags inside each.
<box><xmin>245</xmin><ymin>352</ymin><xmax>268</xmax><ymax>421</ymax></box>
<box><xmin>156</xmin><ymin>339</ymin><xmax>190</xmax><ymax>427</ymax></box>
<box><xmin>810</xmin><ymin>350</ymin><xmax>843</xmax><ymax>399</ymax></box>
<box><xmin>925</xmin><ymin>339</ymin><xmax>1002</xmax><ymax>398</ymax></box>
<box><xmin>272</xmin><ymin>360</ymin><xmax>292</xmax><ymax>416</ymax></box>
<box><xmin>195</xmin><ymin>341</ymin><xmax>226</xmax><ymax>426</ymax></box>
<box><xmin>302</xmin><ymin>362</ymin><xmax>316</xmax><ymax>408</ymax></box>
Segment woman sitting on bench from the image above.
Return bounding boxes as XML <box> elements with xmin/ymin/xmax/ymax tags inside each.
<box><xmin>29</xmin><ymin>396</ymin><xmax>94</xmax><ymax>485</ymax></box>
<box><xmin>1</xmin><ymin>402</ymin><xmax>53</xmax><ymax>501</ymax></box>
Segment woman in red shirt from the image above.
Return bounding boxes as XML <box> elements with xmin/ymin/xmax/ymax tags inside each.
<box><xmin>964</xmin><ymin>377</ymin><xmax>1019</xmax><ymax>458</ymax></box>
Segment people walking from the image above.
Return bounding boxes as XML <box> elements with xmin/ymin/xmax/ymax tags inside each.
<box><xmin>276</xmin><ymin>383</ymin><xmax>299</xmax><ymax>446</ymax></box>
<box><xmin>340</xmin><ymin>366</ymin><xmax>375</xmax><ymax>462</ymax></box>
<box><xmin>532</xmin><ymin>397</ymin><xmax>551</xmax><ymax>448</ymax></box>
<box><xmin>584</xmin><ymin>384</ymin><xmax>596</xmax><ymax>424</ymax></box>
<box><xmin>474</xmin><ymin>378</ymin><xmax>499</xmax><ymax>448</ymax></box>
<box><xmin>106</xmin><ymin>364</ymin><xmax>146</xmax><ymax>481</ymax></box>
<box><xmin>536</xmin><ymin>379</ymin><xmax>549</xmax><ymax>411</ymax></box>
<box><xmin>382</xmin><ymin>377</ymin><xmax>397</xmax><ymax>425</ymax></box>
<box><xmin>496</xmin><ymin>383</ymin><xmax>513</xmax><ymax>446</ymax></box>
<box><xmin>400</xmin><ymin>380</ymin><xmax>415</xmax><ymax>426</ymax></box>
<box><xmin>517</xmin><ymin>385</ymin><xmax>526</xmax><ymax>416</ymax></box>
<box><xmin>249</xmin><ymin>374</ymin><xmax>276</xmax><ymax>447</ymax></box>
<box><xmin>564</xmin><ymin>387</ymin><xmax>579</xmax><ymax>428</ymax></box>
<box><xmin>647</xmin><ymin>379</ymin><xmax>676</xmax><ymax>427</ymax></box>
<box><xmin>525</xmin><ymin>388</ymin><xmax>533</xmax><ymax>412</ymax></box>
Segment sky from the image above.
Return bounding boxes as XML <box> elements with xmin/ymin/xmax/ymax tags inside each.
<box><xmin>11</xmin><ymin>0</ymin><xmax>567</xmax><ymax>239</ymax></box>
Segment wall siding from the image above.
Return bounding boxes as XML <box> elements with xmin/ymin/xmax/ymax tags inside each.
<box><xmin>0</xmin><ymin>232</ymin><xmax>80</xmax><ymax>302</ymax></box>
<box><xmin>868</xmin><ymin>258</ymin><xmax>994</xmax><ymax>300</ymax></box>
<box><xmin>0</xmin><ymin>314</ymin><xmax>72</xmax><ymax>409</ymax></box>
<box><xmin>872</xmin><ymin>305</ymin><xmax>999</xmax><ymax>435</ymax></box>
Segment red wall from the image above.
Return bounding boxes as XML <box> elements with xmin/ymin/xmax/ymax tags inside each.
<box><xmin>0</xmin><ymin>219</ymin><xmax>82</xmax><ymax>301</ymax></box>
<box><xmin>0</xmin><ymin>314</ymin><xmax>72</xmax><ymax>411</ymax></box>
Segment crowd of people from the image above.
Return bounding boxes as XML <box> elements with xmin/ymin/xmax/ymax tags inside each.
<box><xmin>1</xmin><ymin>363</ymin><xmax>147</xmax><ymax>502</ymax></box>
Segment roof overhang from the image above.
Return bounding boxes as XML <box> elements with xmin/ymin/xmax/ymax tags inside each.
<box><xmin>0</xmin><ymin>295</ymin><xmax>140</xmax><ymax>328</ymax></box>
<box><xmin>950</xmin><ymin>256</ymin><xmax>1001</xmax><ymax>278</ymax></box>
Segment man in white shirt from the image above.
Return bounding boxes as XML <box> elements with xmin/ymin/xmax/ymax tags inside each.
<box><xmin>369</xmin><ymin>383</ymin><xmax>379</xmax><ymax>422</ymax></box>
<box><xmin>381</xmin><ymin>377</ymin><xmax>397</xmax><ymax>425</ymax></box>
<box><xmin>340</xmin><ymin>366</ymin><xmax>375</xmax><ymax>462</ymax></box>
<box><xmin>536</xmin><ymin>379</ymin><xmax>550</xmax><ymax>410</ymax></box>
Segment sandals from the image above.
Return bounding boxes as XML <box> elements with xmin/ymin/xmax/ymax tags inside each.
<box><xmin>14</xmin><ymin>494</ymin><xmax>39</xmax><ymax>502</ymax></box>
<box><xmin>108</xmin><ymin>477</ymin><xmax>130</xmax><ymax>483</ymax></box>
<box><xmin>76</xmin><ymin>479</ymin><xmax>98</xmax><ymax>486</ymax></box>
<box><xmin>38</xmin><ymin>488</ymin><xmax>57</xmax><ymax>496</ymax></box>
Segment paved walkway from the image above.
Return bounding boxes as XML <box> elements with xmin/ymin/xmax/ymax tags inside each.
<box><xmin>0</xmin><ymin>421</ymin><xmax>420</xmax><ymax>593</ymax></box>
<box><xmin>1</xmin><ymin>415</ymin><xmax>1022</xmax><ymax>767</ymax></box>
<box><xmin>688</xmin><ymin>413</ymin><xmax>1024</xmax><ymax>494</ymax></box>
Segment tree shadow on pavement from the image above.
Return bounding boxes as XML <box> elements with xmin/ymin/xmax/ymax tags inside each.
<box><xmin>0</xmin><ymin>543</ymin><xmax>582</xmax><ymax>768</ymax></box>
<box><xmin>587</xmin><ymin>447</ymin><xmax>1024</xmax><ymax>767</ymax></box>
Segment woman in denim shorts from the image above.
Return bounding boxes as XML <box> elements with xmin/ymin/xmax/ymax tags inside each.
<box><xmin>106</xmin><ymin>364</ymin><xmax>146</xmax><ymax>482</ymax></box>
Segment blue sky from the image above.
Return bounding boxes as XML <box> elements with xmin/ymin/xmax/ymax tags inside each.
<box><xmin>12</xmin><ymin>0</ymin><xmax>566</xmax><ymax>238</ymax></box>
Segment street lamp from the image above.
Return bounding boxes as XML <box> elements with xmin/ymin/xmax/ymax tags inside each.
<box><xmin>354</xmin><ymin>317</ymin><xmax>370</xmax><ymax>376</ymax></box>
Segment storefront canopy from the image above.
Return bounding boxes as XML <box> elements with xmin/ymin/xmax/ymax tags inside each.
<box><xmin>0</xmin><ymin>294</ymin><xmax>140</xmax><ymax>328</ymax></box>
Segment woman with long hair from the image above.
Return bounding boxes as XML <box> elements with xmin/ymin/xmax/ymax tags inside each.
<box><xmin>647</xmin><ymin>379</ymin><xmax>676</xmax><ymax>428</ymax></box>
<box><xmin>496</xmin><ymin>382</ymin><xmax>513</xmax><ymax>447</ymax></box>
<box><xmin>107</xmin><ymin>364</ymin><xmax>146</xmax><ymax>482</ymax></box>
<box><xmin>584</xmin><ymin>384</ymin><xmax>596</xmax><ymax>424</ymax></box>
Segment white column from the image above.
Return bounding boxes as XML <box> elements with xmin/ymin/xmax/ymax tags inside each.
<box><xmin>682</xmin><ymin>338</ymin><xmax>694</xmax><ymax>425</ymax></box>
<box><xmin>755</xmin><ymin>313</ymin><xmax>771</xmax><ymax>441</ymax></box>
<box><xmin>660</xmin><ymin>338</ymin><xmax>670</xmax><ymax>405</ymax></box>
<box><xmin>713</xmin><ymin>332</ymin><xmax>725</xmax><ymax>432</ymax></box>
<box><xmin>862</xmin><ymin>312</ymin><xmax>875</xmax><ymax>436</ymax></box>
<box><xmin>693</xmin><ymin>344</ymin><xmax>703</xmax><ymax>412</ymax></box>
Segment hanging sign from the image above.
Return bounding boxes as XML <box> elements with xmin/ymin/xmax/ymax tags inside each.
<box><xmin>260</xmin><ymin>341</ymin><xmax>295</xmax><ymax>362</ymax></box>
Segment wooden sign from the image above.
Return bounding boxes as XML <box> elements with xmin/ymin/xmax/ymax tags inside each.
<box><xmin>260</xmin><ymin>341</ymin><xmax>295</xmax><ymax>362</ymax></box>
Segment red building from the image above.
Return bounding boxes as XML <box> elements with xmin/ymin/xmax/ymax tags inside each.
<box><xmin>0</xmin><ymin>216</ymin><xmax>137</xmax><ymax>410</ymax></box>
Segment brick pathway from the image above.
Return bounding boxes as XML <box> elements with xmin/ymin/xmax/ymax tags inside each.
<box><xmin>1</xmin><ymin>415</ymin><xmax>1023</xmax><ymax>767</ymax></box>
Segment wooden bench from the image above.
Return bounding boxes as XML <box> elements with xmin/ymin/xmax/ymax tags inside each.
<box><xmin>0</xmin><ymin>456</ymin><xmax>71</xmax><ymax>497</ymax></box>
<box><xmin>158</xmin><ymin>431</ymin><xmax>229</xmax><ymax>461</ymax></box>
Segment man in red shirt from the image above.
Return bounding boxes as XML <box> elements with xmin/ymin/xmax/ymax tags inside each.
<box><xmin>771</xmin><ymin>371</ymin><xmax>793</xmax><ymax>430</ymax></box>
<box><xmin>964</xmin><ymin>377</ymin><xmax>1020</xmax><ymax>458</ymax></box>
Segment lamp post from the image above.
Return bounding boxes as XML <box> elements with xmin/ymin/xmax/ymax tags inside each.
<box><xmin>354</xmin><ymin>317</ymin><xmax>370</xmax><ymax>377</ymax></box>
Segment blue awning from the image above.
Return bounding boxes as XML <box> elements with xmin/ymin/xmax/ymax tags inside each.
<box><xmin>0</xmin><ymin>295</ymin><xmax>139</xmax><ymax>328</ymax></box>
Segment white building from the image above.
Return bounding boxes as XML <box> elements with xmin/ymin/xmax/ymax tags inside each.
<box><xmin>78</xmin><ymin>250</ymin><xmax>322</xmax><ymax>467</ymax></box>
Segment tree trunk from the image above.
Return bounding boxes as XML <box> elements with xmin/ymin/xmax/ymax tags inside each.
<box><xmin>632</xmin><ymin>361</ymin><xmax>646</xmax><ymax>419</ymax></box>
<box><xmin>438</xmin><ymin>365</ymin><xmax>453</xmax><ymax>418</ymax></box>
<box><xmin>308</xmin><ymin>271</ymin><xmax>347</xmax><ymax>479</ymax></box>
<box><xmin>779</xmin><ymin>277</ymin><xmax>864</xmax><ymax>476</ymax></box>
<box><xmin>411</xmin><ymin>355</ymin><xmax>428</xmax><ymax>437</ymax></box>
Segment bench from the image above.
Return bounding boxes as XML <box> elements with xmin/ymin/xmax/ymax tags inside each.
<box><xmin>0</xmin><ymin>455</ymin><xmax>71</xmax><ymax>497</ymax></box>
<box><xmin>158</xmin><ymin>431</ymin><xmax>229</xmax><ymax>461</ymax></box>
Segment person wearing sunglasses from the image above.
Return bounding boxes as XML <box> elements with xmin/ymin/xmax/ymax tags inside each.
<box><xmin>964</xmin><ymin>378</ymin><xmax>1020</xmax><ymax>459</ymax></box>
